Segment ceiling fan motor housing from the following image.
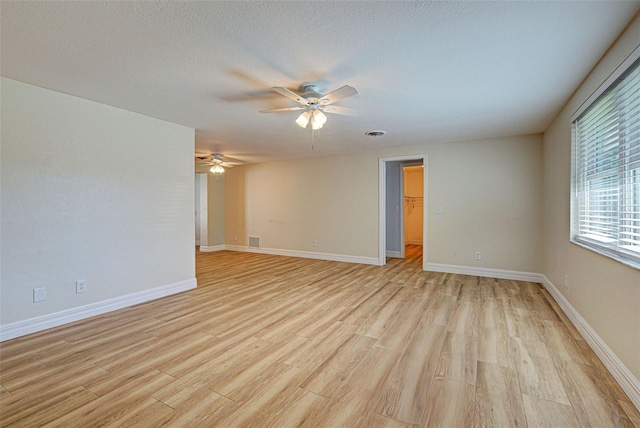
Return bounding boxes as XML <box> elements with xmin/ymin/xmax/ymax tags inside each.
<box><xmin>300</xmin><ymin>84</ymin><xmax>323</xmax><ymax>103</ymax></box>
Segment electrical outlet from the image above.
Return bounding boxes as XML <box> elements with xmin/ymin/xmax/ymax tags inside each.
<box><xmin>475</xmin><ymin>251</ymin><xmax>481</xmax><ymax>260</ymax></box>
<box><xmin>76</xmin><ymin>279</ymin><xmax>87</xmax><ymax>293</ymax></box>
<box><xmin>234</xmin><ymin>234</ymin><xmax>238</xmax><ymax>241</ymax></box>
<box><xmin>33</xmin><ymin>287</ymin><xmax>46</xmax><ymax>303</ymax></box>
<box><xmin>312</xmin><ymin>240</ymin><xmax>318</xmax><ymax>247</ymax></box>
<box><xmin>564</xmin><ymin>275</ymin><xmax>568</xmax><ymax>289</ymax></box>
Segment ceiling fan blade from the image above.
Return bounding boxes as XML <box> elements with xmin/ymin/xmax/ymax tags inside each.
<box><xmin>219</xmin><ymin>155</ymin><xmax>243</xmax><ymax>164</ymax></box>
<box><xmin>318</xmin><ymin>85</ymin><xmax>358</xmax><ymax>105</ymax></box>
<box><xmin>322</xmin><ymin>105</ymin><xmax>358</xmax><ymax>116</ymax></box>
<box><xmin>259</xmin><ymin>106</ymin><xmax>307</xmax><ymax>113</ymax></box>
<box><xmin>195</xmin><ymin>153</ymin><xmax>246</xmax><ymax>168</ymax></box>
<box><xmin>271</xmin><ymin>87</ymin><xmax>310</xmax><ymax>106</ymax></box>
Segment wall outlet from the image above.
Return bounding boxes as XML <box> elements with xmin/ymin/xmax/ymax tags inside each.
<box><xmin>234</xmin><ymin>234</ymin><xmax>238</xmax><ymax>241</ymax></box>
<box><xmin>33</xmin><ymin>287</ymin><xmax>46</xmax><ymax>303</ymax></box>
<box><xmin>76</xmin><ymin>279</ymin><xmax>87</xmax><ymax>293</ymax></box>
<box><xmin>564</xmin><ymin>275</ymin><xmax>568</xmax><ymax>289</ymax></box>
<box><xmin>436</xmin><ymin>205</ymin><xmax>443</xmax><ymax>214</ymax></box>
<box><xmin>312</xmin><ymin>240</ymin><xmax>318</xmax><ymax>247</ymax></box>
<box><xmin>475</xmin><ymin>251</ymin><xmax>481</xmax><ymax>260</ymax></box>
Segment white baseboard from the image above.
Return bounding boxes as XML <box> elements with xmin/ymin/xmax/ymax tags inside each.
<box><xmin>195</xmin><ymin>240</ymin><xmax>201</xmax><ymax>246</ymax></box>
<box><xmin>199</xmin><ymin>245</ymin><xmax>226</xmax><ymax>252</ymax></box>
<box><xmin>426</xmin><ymin>263</ymin><xmax>544</xmax><ymax>282</ymax></box>
<box><xmin>225</xmin><ymin>245</ymin><xmax>380</xmax><ymax>265</ymax></box>
<box><xmin>0</xmin><ymin>278</ymin><xmax>197</xmax><ymax>342</ymax></box>
<box><xmin>541</xmin><ymin>275</ymin><xmax>640</xmax><ymax>410</ymax></box>
<box><xmin>386</xmin><ymin>250</ymin><xmax>403</xmax><ymax>258</ymax></box>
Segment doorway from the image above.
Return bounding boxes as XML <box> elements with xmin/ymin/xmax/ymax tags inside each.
<box><xmin>403</xmin><ymin>165</ymin><xmax>424</xmax><ymax>247</ymax></box>
<box><xmin>379</xmin><ymin>154</ymin><xmax>428</xmax><ymax>269</ymax></box>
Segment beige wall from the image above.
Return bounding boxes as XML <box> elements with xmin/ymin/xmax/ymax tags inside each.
<box><xmin>207</xmin><ymin>173</ymin><xmax>226</xmax><ymax>246</ymax></box>
<box><xmin>225</xmin><ymin>134</ymin><xmax>542</xmax><ymax>273</ymax></box>
<box><xmin>542</xmin><ymin>17</ymin><xmax>640</xmax><ymax>379</ymax></box>
<box><xmin>1</xmin><ymin>78</ymin><xmax>196</xmax><ymax>325</ymax></box>
<box><xmin>225</xmin><ymin>154</ymin><xmax>380</xmax><ymax>256</ymax></box>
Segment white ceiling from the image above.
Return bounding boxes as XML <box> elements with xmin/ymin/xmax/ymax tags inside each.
<box><xmin>2</xmin><ymin>1</ymin><xmax>639</xmax><ymax>164</ymax></box>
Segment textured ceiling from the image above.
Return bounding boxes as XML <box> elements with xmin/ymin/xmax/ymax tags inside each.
<box><xmin>2</xmin><ymin>1</ymin><xmax>639</xmax><ymax>164</ymax></box>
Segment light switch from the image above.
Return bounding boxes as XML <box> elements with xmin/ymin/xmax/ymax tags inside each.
<box><xmin>33</xmin><ymin>287</ymin><xmax>46</xmax><ymax>302</ymax></box>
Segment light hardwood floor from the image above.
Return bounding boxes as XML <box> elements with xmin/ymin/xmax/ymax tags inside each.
<box><xmin>1</xmin><ymin>246</ymin><xmax>638</xmax><ymax>427</ymax></box>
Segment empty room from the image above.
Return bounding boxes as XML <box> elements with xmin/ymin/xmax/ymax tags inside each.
<box><xmin>1</xmin><ymin>1</ymin><xmax>639</xmax><ymax>427</ymax></box>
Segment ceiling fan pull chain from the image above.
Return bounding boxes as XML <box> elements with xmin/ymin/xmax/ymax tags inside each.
<box><xmin>311</xmin><ymin>127</ymin><xmax>321</xmax><ymax>150</ymax></box>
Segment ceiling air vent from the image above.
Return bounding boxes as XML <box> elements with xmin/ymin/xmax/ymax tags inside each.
<box><xmin>365</xmin><ymin>130</ymin><xmax>386</xmax><ymax>137</ymax></box>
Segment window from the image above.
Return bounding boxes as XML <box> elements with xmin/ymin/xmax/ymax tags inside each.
<box><xmin>571</xmin><ymin>52</ymin><xmax>640</xmax><ymax>269</ymax></box>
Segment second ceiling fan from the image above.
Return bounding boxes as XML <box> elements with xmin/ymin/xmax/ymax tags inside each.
<box><xmin>260</xmin><ymin>84</ymin><xmax>358</xmax><ymax>130</ymax></box>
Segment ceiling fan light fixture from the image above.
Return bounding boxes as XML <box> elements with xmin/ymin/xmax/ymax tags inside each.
<box><xmin>210</xmin><ymin>164</ymin><xmax>225</xmax><ymax>174</ymax></box>
<box><xmin>296</xmin><ymin>110</ymin><xmax>311</xmax><ymax>128</ymax></box>
<box><xmin>311</xmin><ymin>109</ymin><xmax>327</xmax><ymax>130</ymax></box>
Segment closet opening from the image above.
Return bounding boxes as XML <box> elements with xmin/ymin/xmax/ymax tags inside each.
<box><xmin>378</xmin><ymin>154</ymin><xmax>428</xmax><ymax>270</ymax></box>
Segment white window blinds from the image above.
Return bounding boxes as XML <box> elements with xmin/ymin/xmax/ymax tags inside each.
<box><xmin>571</xmin><ymin>56</ymin><xmax>640</xmax><ymax>269</ymax></box>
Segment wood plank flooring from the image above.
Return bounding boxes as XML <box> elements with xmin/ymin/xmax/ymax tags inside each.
<box><xmin>1</xmin><ymin>245</ymin><xmax>639</xmax><ymax>427</ymax></box>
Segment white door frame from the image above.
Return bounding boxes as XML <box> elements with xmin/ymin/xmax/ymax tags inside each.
<box><xmin>379</xmin><ymin>154</ymin><xmax>428</xmax><ymax>269</ymax></box>
<box><xmin>196</xmin><ymin>173</ymin><xmax>208</xmax><ymax>248</ymax></box>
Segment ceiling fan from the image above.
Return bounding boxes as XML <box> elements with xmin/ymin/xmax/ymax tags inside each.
<box><xmin>260</xmin><ymin>84</ymin><xmax>358</xmax><ymax>130</ymax></box>
<box><xmin>195</xmin><ymin>153</ymin><xmax>241</xmax><ymax>173</ymax></box>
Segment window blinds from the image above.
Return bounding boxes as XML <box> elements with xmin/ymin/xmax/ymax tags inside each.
<box><xmin>572</xmin><ymin>57</ymin><xmax>640</xmax><ymax>268</ymax></box>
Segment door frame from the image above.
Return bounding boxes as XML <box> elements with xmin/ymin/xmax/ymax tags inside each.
<box><xmin>379</xmin><ymin>154</ymin><xmax>428</xmax><ymax>269</ymax></box>
<box><xmin>196</xmin><ymin>173</ymin><xmax>208</xmax><ymax>247</ymax></box>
